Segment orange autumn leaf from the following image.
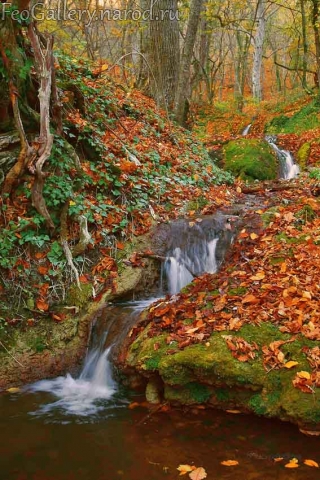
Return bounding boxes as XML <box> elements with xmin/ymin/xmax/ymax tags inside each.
<box><xmin>189</xmin><ymin>467</ymin><xmax>207</xmax><ymax>480</ymax></box>
<box><xmin>35</xmin><ymin>252</ymin><xmax>47</xmax><ymax>259</ymax></box>
<box><xmin>304</xmin><ymin>459</ymin><xmax>319</xmax><ymax>468</ymax></box>
<box><xmin>38</xmin><ymin>266</ymin><xmax>49</xmax><ymax>275</ymax></box>
<box><xmin>177</xmin><ymin>465</ymin><xmax>195</xmax><ymax>475</ymax></box>
<box><xmin>36</xmin><ymin>299</ymin><xmax>49</xmax><ymax>312</ymax></box>
<box><xmin>242</xmin><ymin>294</ymin><xmax>259</xmax><ymax>305</ymax></box>
<box><xmin>284</xmin><ymin>361</ymin><xmax>299</xmax><ymax>369</ymax></box>
<box><xmin>285</xmin><ymin>458</ymin><xmax>299</xmax><ymax>468</ymax></box>
<box><xmin>221</xmin><ymin>460</ymin><xmax>239</xmax><ymax>466</ymax></box>
<box><xmin>79</xmin><ymin>275</ymin><xmax>90</xmax><ymax>283</ymax></box>
<box><xmin>250</xmin><ymin>271</ymin><xmax>265</xmax><ymax>281</ymax></box>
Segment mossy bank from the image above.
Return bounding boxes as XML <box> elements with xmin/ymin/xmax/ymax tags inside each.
<box><xmin>0</xmin><ymin>235</ymin><xmax>159</xmax><ymax>391</ymax></box>
<box><xmin>223</xmin><ymin>139</ymin><xmax>278</xmax><ymax>181</ymax></box>
<box><xmin>120</xmin><ymin>319</ymin><xmax>320</xmax><ymax>433</ymax></box>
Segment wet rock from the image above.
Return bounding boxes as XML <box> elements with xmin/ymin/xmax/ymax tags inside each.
<box><xmin>146</xmin><ymin>377</ymin><xmax>163</xmax><ymax>404</ymax></box>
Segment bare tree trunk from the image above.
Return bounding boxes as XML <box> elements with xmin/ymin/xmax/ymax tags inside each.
<box><xmin>148</xmin><ymin>0</ymin><xmax>180</xmax><ymax>109</ymax></box>
<box><xmin>174</xmin><ymin>0</ymin><xmax>203</xmax><ymax>125</ymax></box>
<box><xmin>28</xmin><ymin>23</ymin><xmax>55</xmax><ymax>230</ymax></box>
<box><xmin>300</xmin><ymin>0</ymin><xmax>309</xmax><ymax>90</ymax></box>
<box><xmin>311</xmin><ymin>0</ymin><xmax>320</xmax><ymax>87</ymax></box>
<box><xmin>252</xmin><ymin>0</ymin><xmax>266</xmax><ymax>101</ymax></box>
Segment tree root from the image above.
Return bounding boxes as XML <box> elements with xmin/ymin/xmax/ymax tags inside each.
<box><xmin>72</xmin><ymin>215</ymin><xmax>91</xmax><ymax>257</ymax></box>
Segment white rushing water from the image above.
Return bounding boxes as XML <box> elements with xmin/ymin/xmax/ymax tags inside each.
<box><xmin>28</xmin><ymin>347</ymin><xmax>117</xmax><ymax>416</ymax></box>
<box><xmin>265</xmin><ymin>137</ymin><xmax>300</xmax><ymax>180</ymax></box>
<box><xmin>242</xmin><ymin>124</ymin><xmax>252</xmax><ymax>136</ymax></box>
<box><xmin>27</xmin><ymin>298</ymin><xmax>159</xmax><ymax>417</ymax></box>
<box><xmin>165</xmin><ymin>237</ymin><xmax>219</xmax><ymax>295</ymax></box>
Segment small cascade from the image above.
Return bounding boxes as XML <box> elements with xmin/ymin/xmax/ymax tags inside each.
<box><xmin>27</xmin><ymin>299</ymin><xmax>158</xmax><ymax>416</ymax></box>
<box><xmin>29</xmin><ymin>345</ymin><xmax>117</xmax><ymax>416</ymax></box>
<box><xmin>27</xmin><ymin>215</ymin><xmax>234</xmax><ymax>416</ymax></box>
<box><xmin>265</xmin><ymin>135</ymin><xmax>300</xmax><ymax>180</ymax></box>
<box><xmin>164</xmin><ymin>216</ymin><xmax>232</xmax><ymax>295</ymax></box>
<box><xmin>242</xmin><ymin>124</ymin><xmax>252</xmax><ymax>136</ymax></box>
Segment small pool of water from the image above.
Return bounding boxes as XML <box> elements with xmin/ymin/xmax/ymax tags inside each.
<box><xmin>0</xmin><ymin>386</ymin><xmax>319</xmax><ymax>480</ymax></box>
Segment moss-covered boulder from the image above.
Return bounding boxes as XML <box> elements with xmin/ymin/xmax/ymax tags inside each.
<box><xmin>223</xmin><ymin>139</ymin><xmax>278</xmax><ymax>181</ymax></box>
<box><xmin>297</xmin><ymin>142</ymin><xmax>311</xmax><ymax>169</ymax></box>
<box><xmin>124</xmin><ymin>322</ymin><xmax>320</xmax><ymax>432</ymax></box>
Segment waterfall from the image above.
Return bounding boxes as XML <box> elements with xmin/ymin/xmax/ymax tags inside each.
<box><xmin>27</xmin><ymin>214</ymin><xmax>234</xmax><ymax>416</ymax></box>
<box><xmin>27</xmin><ymin>298</ymin><xmax>159</xmax><ymax>416</ymax></box>
<box><xmin>265</xmin><ymin>136</ymin><xmax>300</xmax><ymax>180</ymax></box>
<box><xmin>28</xmin><ymin>345</ymin><xmax>117</xmax><ymax>416</ymax></box>
<box><xmin>242</xmin><ymin>124</ymin><xmax>252</xmax><ymax>136</ymax></box>
<box><xmin>164</xmin><ymin>218</ymin><xmax>226</xmax><ymax>294</ymax></box>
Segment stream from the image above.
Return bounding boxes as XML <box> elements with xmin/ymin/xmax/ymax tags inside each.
<box><xmin>0</xmin><ymin>162</ymin><xmax>318</xmax><ymax>479</ymax></box>
<box><xmin>242</xmin><ymin>124</ymin><xmax>300</xmax><ymax>180</ymax></box>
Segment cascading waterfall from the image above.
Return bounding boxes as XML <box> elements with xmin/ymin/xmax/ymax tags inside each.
<box><xmin>28</xmin><ymin>344</ymin><xmax>117</xmax><ymax>416</ymax></box>
<box><xmin>27</xmin><ymin>215</ymin><xmax>233</xmax><ymax>416</ymax></box>
<box><xmin>27</xmin><ymin>300</ymin><xmax>156</xmax><ymax>416</ymax></box>
<box><xmin>265</xmin><ymin>135</ymin><xmax>300</xmax><ymax>180</ymax></box>
<box><xmin>164</xmin><ymin>216</ymin><xmax>231</xmax><ymax>295</ymax></box>
<box><xmin>242</xmin><ymin>124</ymin><xmax>299</xmax><ymax>180</ymax></box>
<box><xmin>242</xmin><ymin>124</ymin><xmax>252</xmax><ymax>136</ymax></box>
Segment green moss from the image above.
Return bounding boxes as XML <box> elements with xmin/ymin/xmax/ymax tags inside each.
<box><xmin>296</xmin><ymin>205</ymin><xmax>316</xmax><ymax>223</ymax></box>
<box><xmin>185</xmin><ymin>197</ymin><xmax>209</xmax><ymax>212</ymax></box>
<box><xmin>186</xmin><ymin>382</ymin><xmax>211</xmax><ymax>403</ymax></box>
<box><xmin>249</xmin><ymin>393</ymin><xmax>268</xmax><ymax>415</ymax></box>
<box><xmin>215</xmin><ymin>388</ymin><xmax>230</xmax><ymax>401</ymax></box>
<box><xmin>66</xmin><ymin>283</ymin><xmax>92</xmax><ymax>308</ymax></box>
<box><xmin>266</xmin><ymin>100</ymin><xmax>320</xmax><ymax>134</ymax></box>
<box><xmin>129</xmin><ymin>320</ymin><xmax>320</xmax><ymax>426</ymax></box>
<box><xmin>223</xmin><ymin>139</ymin><xmax>278</xmax><ymax>181</ymax></box>
<box><xmin>29</xmin><ymin>336</ymin><xmax>47</xmax><ymax>353</ymax></box>
<box><xmin>228</xmin><ymin>287</ymin><xmax>248</xmax><ymax>296</ymax></box>
<box><xmin>269</xmin><ymin>256</ymin><xmax>286</xmax><ymax>265</ymax></box>
<box><xmin>297</xmin><ymin>142</ymin><xmax>311</xmax><ymax>169</ymax></box>
<box><xmin>261</xmin><ymin>207</ymin><xmax>279</xmax><ymax>226</ymax></box>
<box><xmin>275</xmin><ymin>232</ymin><xmax>308</xmax><ymax>244</ymax></box>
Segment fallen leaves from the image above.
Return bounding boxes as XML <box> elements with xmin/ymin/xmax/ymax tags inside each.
<box><xmin>36</xmin><ymin>298</ymin><xmax>49</xmax><ymax>312</ymax></box>
<box><xmin>304</xmin><ymin>459</ymin><xmax>319</xmax><ymax>468</ymax></box>
<box><xmin>189</xmin><ymin>467</ymin><xmax>207</xmax><ymax>480</ymax></box>
<box><xmin>284</xmin><ymin>360</ymin><xmax>299</xmax><ymax>369</ymax></box>
<box><xmin>221</xmin><ymin>460</ymin><xmax>239</xmax><ymax>467</ymax></box>
<box><xmin>223</xmin><ymin>335</ymin><xmax>259</xmax><ymax>362</ymax></box>
<box><xmin>285</xmin><ymin>458</ymin><xmax>299</xmax><ymax>469</ymax></box>
<box><xmin>292</xmin><ymin>370</ymin><xmax>320</xmax><ymax>393</ymax></box>
<box><xmin>262</xmin><ymin>339</ymin><xmax>295</xmax><ymax>371</ymax></box>
<box><xmin>177</xmin><ymin>465</ymin><xmax>207</xmax><ymax>479</ymax></box>
<box><xmin>92</xmin><ymin>255</ymin><xmax>116</xmax><ymax>275</ymax></box>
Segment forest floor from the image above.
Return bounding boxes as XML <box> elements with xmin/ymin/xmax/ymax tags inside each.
<box><xmin>0</xmin><ymin>59</ymin><xmax>319</xmax><ymax>428</ymax></box>
<box><xmin>119</xmin><ymin>92</ymin><xmax>320</xmax><ymax>431</ymax></box>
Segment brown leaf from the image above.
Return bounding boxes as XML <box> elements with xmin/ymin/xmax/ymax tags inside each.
<box><xmin>242</xmin><ymin>294</ymin><xmax>259</xmax><ymax>305</ymax></box>
<box><xmin>189</xmin><ymin>467</ymin><xmax>207</xmax><ymax>480</ymax></box>
<box><xmin>221</xmin><ymin>460</ymin><xmax>239</xmax><ymax>466</ymax></box>
<box><xmin>36</xmin><ymin>298</ymin><xmax>49</xmax><ymax>312</ymax></box>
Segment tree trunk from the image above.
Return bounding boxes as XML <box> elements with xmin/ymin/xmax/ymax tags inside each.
<box><xmin>174</xmin><ymin>0</ymin><xmax>203</xmax><ymax>125</ymax></box>
<box><xmin>300</xmin><ymin>0</ymin><xmax>309</xmax><ymax>90</ymax></box>
<box><xmin>252</xmin><ymin>0</ymin><xmax>266</xmax><ymax>101</ymax></box>
<box><xmin>148</xmin><ymin>0</ymin><xmax>180</xmax><ymax>110</ymax></box>
<box><xmin>311</xmin><ymin>0</ymin><xmax>320</xmax><ymax>87</ymax></box>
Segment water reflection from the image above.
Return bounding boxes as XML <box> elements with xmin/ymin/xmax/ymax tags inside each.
<box><xmin>0</xmin><ymin>391</ymin><xmax>319</xmax><ymax>480</ymax></box>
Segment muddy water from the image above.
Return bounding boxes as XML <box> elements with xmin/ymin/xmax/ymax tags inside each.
<box><xmin>0</xmin><ymin>387</ymin><xmax>319</xmax><ymax>480</ymax></box>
